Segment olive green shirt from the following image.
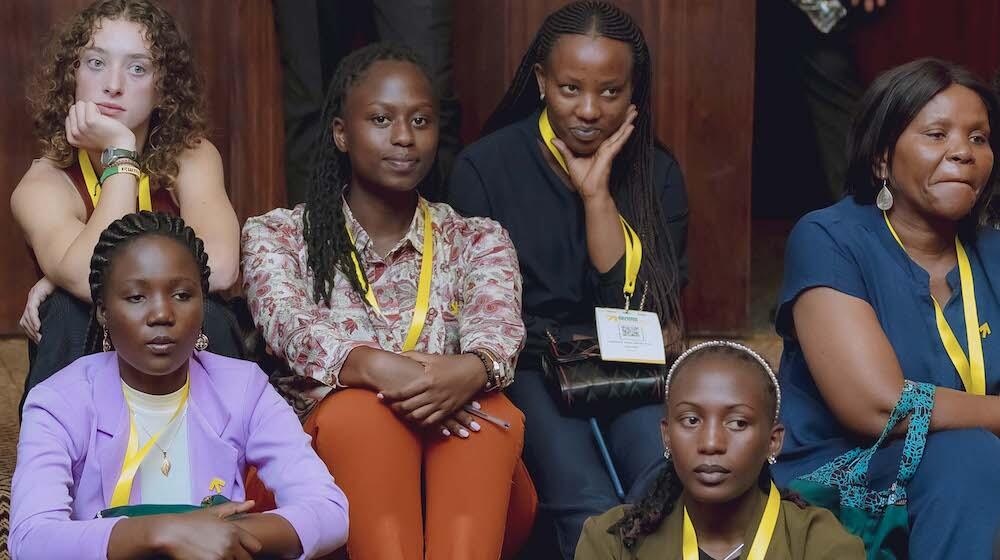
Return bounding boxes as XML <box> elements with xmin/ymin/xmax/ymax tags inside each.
<box><xmin>575</xmin><ymin>490</ymin><xmax>865</xmax><ymax>560</ymax></box>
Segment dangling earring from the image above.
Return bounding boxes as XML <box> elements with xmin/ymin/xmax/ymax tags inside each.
<box><xmin>663</xmin><ymin>448</ymin><xmax>671</xmax><ymax>460</ymax></box>
<box><xmin>876</xmin><ymin>178</ymin><xmax>893</xmax><ymax>211</ymax></box>
<box><xmin>540</xmin><ymin>91</ymin><xmax>545</xmax><ymax>102</ymax></box>
<box><xmin>102</xmin><ymin>328</ymin><xmax>113</xmax><ymax>352</ymax></box>
<box><xmin>767</xmin><ymin>455</ymin><xmax>777</xmax><ymax>465</ymax></box>
<box><xmin>195</xmin><ymin>332</ymin><xmax>209</xmax><ymax>352</ymax></box>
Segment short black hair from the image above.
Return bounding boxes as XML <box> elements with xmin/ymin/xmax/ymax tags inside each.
<box><xmin>845</xmin><ymin>58</ymin><xmax>1000</xmax><ymax>238</ymax></box>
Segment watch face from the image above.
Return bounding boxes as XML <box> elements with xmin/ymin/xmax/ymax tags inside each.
<box><xmin>102</xmin><ymin>148</ymin><xmax>137</xmax><ymax>166</ymax></box>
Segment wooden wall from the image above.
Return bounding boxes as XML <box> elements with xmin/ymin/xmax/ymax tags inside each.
<box><xmin>851</xmin><ymin>0</ymin><xmax>1000</xmax><ymax>85</ymax></box>
<box><xmin>0</xmin><ymin>0</ymin><xmax>284</xmax><ymax>334</ymax></box>
<box><xmin>453</xmin><ymin>0</ymin><xmax>758</xmax><ymax>334</ymax></box>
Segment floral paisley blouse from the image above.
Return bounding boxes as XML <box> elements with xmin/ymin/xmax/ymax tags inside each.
<box><xmin>241</xmin><ymin>197</ymin><xmax>525</xmax><ymax>417</ymax></box>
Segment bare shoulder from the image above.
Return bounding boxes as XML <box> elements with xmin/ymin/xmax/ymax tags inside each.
<box><xmin>173</xmin><ymin>139</ymin><xmax>226</xmax><ymax>201</ymax></box>
<box><xmin>11</xmin><ymin>158</ymin><xmax>85</xmax><ymax>226</ymax></box>
<box><xmin>177</xmin><ymin>138</ymin><xmax>223</xmax><ymax>169</ymax></box>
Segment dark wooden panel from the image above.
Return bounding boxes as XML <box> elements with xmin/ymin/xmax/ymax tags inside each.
<box><xmin>851</xmin><ymin>0</ymin><xmax>1000</xmax><ymax>84</ymax></box>
<box><xmin>0</xmin><ymin>1</ymin><xmax>284</xmax><ymax>334</ymax></box>
<box><xmin>657</xmin><ymin>0</ymin><xmax>756</xmax><ymax>334</ymax></box>
<box><xmin>453</xmin><ymin>0</ymin><xmax>756</xmax><ymax>333</ymax></box>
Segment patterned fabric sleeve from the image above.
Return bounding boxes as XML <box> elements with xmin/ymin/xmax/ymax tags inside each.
<box><xmin>241</xmin><ymin>209</ymin><xmax>378</xmax><ymax>389</ymax></box>
<box><xmin>456</xmin><ymin>217</ymin><xmax>526</xmax><ymax>384</ymax></box>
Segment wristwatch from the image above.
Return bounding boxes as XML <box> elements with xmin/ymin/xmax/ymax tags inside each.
<box><xmin>101</xmin><ymin>147</ymin><xmax>140</xmax><ymax>167</ymax></box>
<box><xmin>471</xmin><ymin>348</ymin><xmax>507</xmax><ymax>391</ymax></box>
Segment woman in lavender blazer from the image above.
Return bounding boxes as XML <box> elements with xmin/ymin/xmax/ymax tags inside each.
<box><xmin>10</xmin><ymin>213</ymin><xmax>349</xmax><ymax>560</ymax></box>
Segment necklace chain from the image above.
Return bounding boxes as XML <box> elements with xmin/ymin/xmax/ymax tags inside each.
<box><xmin>131</xmin><ymin>407</ymin><xmax>187</xmax><ymax>457</ymax></box>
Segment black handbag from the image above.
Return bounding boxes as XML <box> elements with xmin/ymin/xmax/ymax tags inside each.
<box><xmin>540</xmin><ymin>330</ymin><xmax>670</xmax><ymax>417</ymax></box>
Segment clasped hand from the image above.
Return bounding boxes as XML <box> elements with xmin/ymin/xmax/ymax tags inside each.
<box><xmin>153</xmin><ymin>500</ymin><xmax>261</xmax><ymax>560</ymax></box>
<box><xmin>378</xmin><ymin>351</ymin><xmax>485</xmax><ymax>438</ymax></box>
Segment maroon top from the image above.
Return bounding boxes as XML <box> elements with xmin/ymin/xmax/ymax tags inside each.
<box><xmin>29</xmin><ymin>158</ymin><xmax>181</xmax><ymax>278</ymax></box>
<box><xmin>64</xmin><ymin>158</ymin><xmax>180</xmax><ymax>220</ymax></box>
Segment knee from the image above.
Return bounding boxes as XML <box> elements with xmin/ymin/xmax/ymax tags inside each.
<box><xmin>485</xmin><ymin>394</ymin><xmax>525</xmax><ymax>428</ymax></box>
<box><xmin>38</xmin><ymin>288</ymin><xmax>89</xmax><ymax>324</ymax></box>
<box><xmin>913</xmin><ymin>429</ymin><xmax>1000</xmax><ymax>497</ymax></box>
<box><xmin>309</xmin><ymin>388</ymin><xmax>400</xmax><ymax>430</ymax></box>
<box><xmin>480</xmin><ymin>394</ymin><xmax>526</xmax><ymax>449</ymax></box>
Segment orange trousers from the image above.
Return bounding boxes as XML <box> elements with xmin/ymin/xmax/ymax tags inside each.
<box><xmin>248</xmin><ymin>389</ymin><xmax>536</xmax><ymax>560</ymax></box>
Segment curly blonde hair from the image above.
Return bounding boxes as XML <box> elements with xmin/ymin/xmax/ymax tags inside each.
<box><xmin>29</xmin><ymin>0</ymin><xmax>207</xmax><ymax>190</ymax></box>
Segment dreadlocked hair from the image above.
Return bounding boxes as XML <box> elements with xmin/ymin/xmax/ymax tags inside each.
<box><xmin>608</xmin><ymin>342</ymin><xmax>781</xmax><ymax>548</ymax></box>
<box><xmin>84</xmin><ymin>211</ymin><xmax>211</xmax><ymax>354</ymax></box>
<box><xmin>483</xmin><ymin>0</ymin><xmax>683</xmax><ymax>334</ymax></box>
<box><xmin>303</xmin><ymin>41</ymin><xmax>441</xmax><ymax>306</ymax></box>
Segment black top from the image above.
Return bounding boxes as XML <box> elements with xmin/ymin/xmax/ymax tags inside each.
<box><xmin>448</xmin><ymin>112</ymin><xmax>688</xmax><ymax>364</ymax></box>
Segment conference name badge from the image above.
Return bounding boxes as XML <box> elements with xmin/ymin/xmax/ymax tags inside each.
<box><xmin>594</xmin><ymin>307</ymin><xmax>666</xmax><ymax>364</ymax></box>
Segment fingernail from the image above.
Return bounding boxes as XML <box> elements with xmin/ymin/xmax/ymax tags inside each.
<box><xmin>470</xmin><ymin>421</ymin><xmax>481</xmax><ymax>432</ymax></box>
<box><xmin>442</xmin><ymin>428</ymin><xmax>451</xmax><ymax>437</ymax></box>
<box><xmin>376</xmin><ymin>392</ymin><xmax>384</xmax><ymax>400</ymax></box>
<box><xmin>459</xmin><ymin>429</ymin><xmax>470</xmax><ymax>438</ymax></box>
<box><xmin>472</xmin><ymin>401</ymin><xmax>481</xmax><ymax>410</ymax></box>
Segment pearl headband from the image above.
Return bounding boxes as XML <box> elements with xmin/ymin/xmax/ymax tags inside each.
<box><xmin>665</xmin><ymin>340</ymin><xmax>781</xmax><ymax>423</ymax></box>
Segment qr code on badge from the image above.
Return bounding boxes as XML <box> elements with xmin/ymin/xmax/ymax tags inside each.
<box><xmin>619</xmin><ymin>324</ymin><xmax>644</xmax><ymax>342</ymax></box>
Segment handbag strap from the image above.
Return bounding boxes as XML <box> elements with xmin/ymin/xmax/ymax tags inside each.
<box><xmin>846</xmin><ymin>381</ymin><xmax>936</xmax><ymax>487</ymax></box>
<box><xmin>888</xmin><ymin>381</ymin><xmax>935</xmax><ymax>486</ymax></box>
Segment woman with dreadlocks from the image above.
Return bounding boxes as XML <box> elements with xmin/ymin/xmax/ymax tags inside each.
<box><xmin>11</xmin><ymin>212</ymin><xmax>348</xmax><ymax>560</ymax></box>
<box><xmin>575</xmin><ymin>341</ymin><xmax>863</xmax><ymax>559</ymax></box>
<box><xmin>11</xmin><ymin>0</ymin><xmax>243</xmax><ymax>415</ymax></box>
<box><xmin>447</xmin><ymin>2</ymin><xmax>687</xmax><ymax>556</ymax></box>
<box><xmin>242</xmin><ymin>42</ymin><xmax>532</xmax><ymax>559</ymax></box>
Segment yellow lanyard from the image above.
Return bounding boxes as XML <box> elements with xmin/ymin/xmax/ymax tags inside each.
<box><xmin>346</xmin><ymin>200</ymin><xmax>434</xmax><ymax>351</ymax></box>
<box><xmin>883</xmin><ymin>211</ymin><xmax>985</xmax><ymax>394</ymax></box>
<box><xmin>110</xmin><ymin>376</ymin><xmax>190</xmax><ymax>507</ymax></box>
<box><xmin>538</xmin><ymin>109</ymin><xmax>642</xmax><ymax>309</ymax></box>
<box><xmin>683</xmin><ymin>481</ymin><xmax>781</xmax><ymax>560</ymax></box>
<box><xmin>78</xmin><ymin>149</ymin><xmax>152</xmax><ymax>212</ymax></box>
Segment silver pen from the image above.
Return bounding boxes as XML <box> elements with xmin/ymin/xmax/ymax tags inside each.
<box><xmin>462</xmin><ymin>404</ymin><xmax>511</xmax><ymax>430</ymax></box>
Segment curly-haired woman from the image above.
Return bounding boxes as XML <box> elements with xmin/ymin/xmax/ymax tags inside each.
<box><xmin>11</xmin><ymin>0</ymin><xmax>243</xmax><ymax>411</ymax></box>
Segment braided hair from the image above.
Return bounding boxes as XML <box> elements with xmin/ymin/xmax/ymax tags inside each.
<box><xmin>483</xmin><ymin>0</ymin><xmax>683</xmax><ymax>330</ymax></box>
<box><xmin>608</xmin><ymin>341</ymin><xmax>781</xmax><ymax>548</ymax></box>
<box><xmin>303</xmin><ymin>42</ymin><xmax>440</xmax><ymax>306</ymax></box>
<box><xmin>84</xmin><ymin>211</ymin><xmax>211</xmax><ymax>354</ymax></box>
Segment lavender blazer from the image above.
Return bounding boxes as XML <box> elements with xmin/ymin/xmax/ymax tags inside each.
<box><xmin>9</xmin><ymin>351</ymin><xmax>349</xmax><ymax>560</ymax></box>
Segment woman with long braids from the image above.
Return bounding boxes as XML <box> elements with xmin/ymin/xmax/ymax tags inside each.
<box><xmin>575</xmin><ymin>341</ymin><xmax>863</xmax><ymax>559</ymax></box>
<box><xmin>448</xmin><ymin>2</ymin><xmax>687</xmax><ymax>556</ymax></box>
<box><xmin>11</xmin><ymin>0</ymin><xmax>243</xmax><ymax>413</ymax></box>
<box><xmin>242</xmin><ymin>42</ymin><xmax>532</xmax><ymax>559</ymax></box>
<box><xmin>11</xmin><ymin>212</ymin><xmax>348</xmax><ymax>559</ymax></box>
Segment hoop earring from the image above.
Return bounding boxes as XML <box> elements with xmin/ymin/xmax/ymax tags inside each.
<box><xmin>102</xmin><ymin>328</ymin><xmax>113</xmax><ymax>352</ymax></box>
<box><xmin>876</xmin><ymin>178</ymin><xmax>893</xmax><ymax>210</ymax></box>
<box><xmin>195</xmin><ymin>332</ymin><xmax>209</xmax><ymax>352</ymax></box>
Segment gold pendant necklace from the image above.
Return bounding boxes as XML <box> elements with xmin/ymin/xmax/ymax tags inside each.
<box><xmin>133</xmin><ymin>410</ymin><xmax>186</xmax><ymax>477</ymax></box>
<box><xmin>159</xmin><ymin>450</ymin><xmax>171</xmax><ymax>477</ymax></box>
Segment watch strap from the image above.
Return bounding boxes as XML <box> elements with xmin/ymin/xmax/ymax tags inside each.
<box><xmin>102</xmin><ymin>147</ymin><xmax>140</xmax><ymax>166</ymax></box>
